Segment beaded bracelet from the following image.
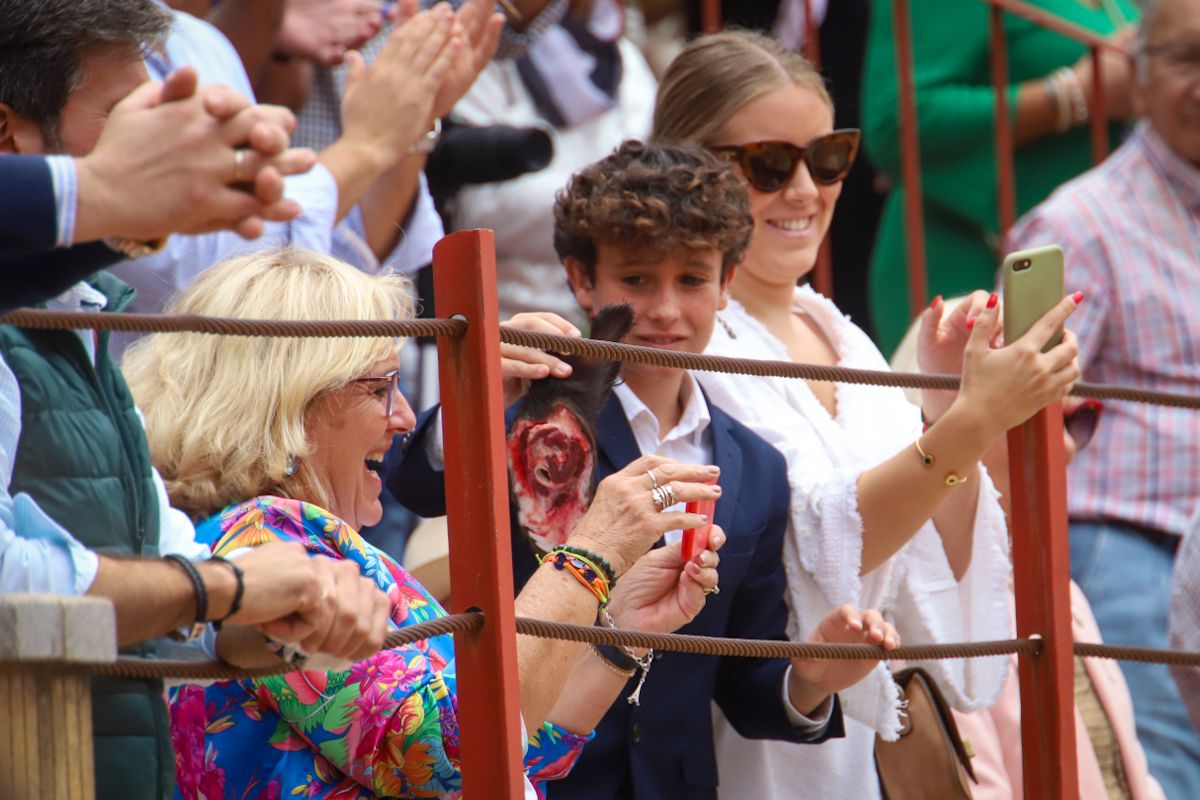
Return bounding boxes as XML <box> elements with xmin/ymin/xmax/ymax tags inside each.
<box><xmin>557</xmin><ymin>544</ymin><xmax>617</xmax><ymax>585</ymax></box>
<box><xmin>540</xmin><ymin>548</ymin><xmax>612</xmax><ymax>607</ymax></box>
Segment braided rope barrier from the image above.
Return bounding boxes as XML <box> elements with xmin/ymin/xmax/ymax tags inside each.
<box><xmin>0</xmin><ymin>308</ymin><xmax>466</xmax><ymax>339</ymax></box>
<box><xmin>500</xmin><ymin>328</ymin><xmax>1200</xmax><ymax>410</ymax></box>
<box><xmin>4</xmin><ymin>308</ymin><xmax>1196</xmax><ymax>408</ymax></box>
<box><xmin>9</xmin><ymin>613</ymin><xmax>1200</xmax><ymax>682</ymax></box>
<box><xmin>1074</xmin><ymin>642</ymin><xmax>1200</xmax><ymax>667</ymax></box>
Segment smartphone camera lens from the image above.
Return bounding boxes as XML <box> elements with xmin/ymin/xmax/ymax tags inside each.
<box><xmin>1014</xmin><ymin>258</ymin><xmax>1032</xmax><ymax>272</ymax></box>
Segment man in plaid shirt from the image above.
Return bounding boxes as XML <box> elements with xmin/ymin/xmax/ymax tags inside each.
<box><xmin>1007</xmin><ymin>0</ymin><xmax>1200</xmax><ymax>794</ymax></box>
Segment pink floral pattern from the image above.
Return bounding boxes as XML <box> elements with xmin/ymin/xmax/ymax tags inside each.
<box><xmin>169</xmin><ymin>497</ymin><xmax>590</xmax><ymax>799</ymax></box>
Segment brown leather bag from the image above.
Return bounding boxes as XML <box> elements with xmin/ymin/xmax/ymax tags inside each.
<box><xmin>874</xmin><ymin>667</ymin><xmax>978</xmax><ymax>800</ymax></box>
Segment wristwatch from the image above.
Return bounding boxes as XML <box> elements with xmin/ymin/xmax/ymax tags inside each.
<box><xmin>103</xmin><ymin>236</ymin><xmax>167</xmax><ymax>259</ymax></box>
<box><xmin>408</xmin><ymin>118</ymin><xmax>442</xmax><ymax>155</ymax></box>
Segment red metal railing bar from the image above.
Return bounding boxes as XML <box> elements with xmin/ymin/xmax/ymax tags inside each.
<box><xmin>700</xmin><ymin>0</ymin><xmax>720</xmax><ymax>34</ymax></box>
<box><xmin>433</xmin><ymin>230</ymin><xmax>525</xmax><ymax>799</ymax></box>
<box><xmin>980</xmin><ymin>0</ymin><xmax>1127</xmax><ymax>52</ymax></box>
<box><xmin>801</xmin><ymin>0</ymin><xmax>835</xmax><ymax>301</ymax></box>
<box><xmin>990</xmin><ymin>5</ymin><xmax>1018</xmax><ymax>236</ymax></box>
<box><xmin>891</xmin><ymin>0</ymin><xmax>929</xmax><ymax>319</ymax></box>
<box><xmin>1008</xmin><ymin>405</ymin><xmax>1079</xmax><ymax>800</ymax></box>
<box><xmin>1088</xmin><ymin>45</ymin><xmax>1110</xmax><ymax>162</ymax></box>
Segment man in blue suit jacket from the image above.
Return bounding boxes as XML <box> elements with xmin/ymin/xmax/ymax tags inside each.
<box><xmin>388</xmin><ymin>142</ymin><xmax>908</xmax><ymax>799</ymax></box>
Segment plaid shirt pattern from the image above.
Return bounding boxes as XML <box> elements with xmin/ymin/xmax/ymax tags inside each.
<box><xmin>1008</xmin><ymin>123</ymin><xmax>1200</xmax><ymax>536</ymax></box>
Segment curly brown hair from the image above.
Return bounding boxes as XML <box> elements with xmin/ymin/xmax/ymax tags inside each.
<box><xmin>553</xmin><ymin>140</ymin><xmax>753</xmax><ymax>284</ymax></box>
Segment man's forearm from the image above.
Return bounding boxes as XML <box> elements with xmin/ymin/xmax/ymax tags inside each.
<box><xmin>319</xmin><ymin>137</ymin><xmax>391</xmax><ymax>223</ymax></box>
<box><xmin>360</xmin><ymin>154</ymin><xmax>425</xmax><ymax>259</ymax></box>
<box><xmin>87</xmin><ymin>554</ymin><xmax>237</xmax><ymax>647</ymax></box>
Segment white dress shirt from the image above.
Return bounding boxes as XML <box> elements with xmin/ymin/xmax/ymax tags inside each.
<box><xmin>613</xmin><ymin>373</ymin><xmax>833</xmax><ymax>730</ymax></box>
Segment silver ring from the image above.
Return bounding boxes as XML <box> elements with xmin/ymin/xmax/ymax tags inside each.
<box><xmin>233</xmin><ymin>148</ymin><xmax>248</xmax><ymax>182</ymax></box>
<box><xmin>703</xmin><ymin>585</ymin><xmax>720</xmax><ymax>596</ymax></box>
<box><xmin>659</xmin><ymin>483</ymin><xmax>676</xmax><ymax>508</ymax></box>
<box><xmin>651</xmin><ymin>485</ymin><xmax>668</xmax><ymax>511</ymax></box>
<box><xmin>646</xmin><ymin>469</ymin><xmax>660</xmax><ymax>490</ymax></box>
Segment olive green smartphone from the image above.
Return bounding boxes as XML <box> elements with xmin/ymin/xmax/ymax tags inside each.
<box><xmin>1002</xmin><ymin>244</ymin><xmax>1064</xmax><ymax>352</ymax></box>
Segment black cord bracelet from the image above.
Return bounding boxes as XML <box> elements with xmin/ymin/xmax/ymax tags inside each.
<box><xmin>164</xmin><ymin>554</ymin><xmax>208</xmax><ymax>623</ymax></box>
<box><xmin>208</xmin><ymin>556</ymin><xmax>245</xmax><ymax>630</ymax></box>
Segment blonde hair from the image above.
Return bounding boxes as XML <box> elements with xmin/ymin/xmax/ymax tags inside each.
<box><xmin>652</xmin><ymin>30</ymin><xmax>833</xmax><ymax>146</ymax></box>
<box><xmin>123</xmin><ymin>249</ymin><xmax>414</xmax><ymax>519</ymax></box>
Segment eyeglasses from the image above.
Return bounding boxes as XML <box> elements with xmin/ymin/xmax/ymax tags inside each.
<box><xmin>1142</xmin><ymin>43</ymin><xmax>1200</xmax><ymax>82</ymax></box>
<box><xmin>1064</xmin><ymin>399</ymin><xmax>1103</xmax><ymax>452</ymax></box>
<box><xmin>710</xmin><ymin>129</ymin><xmax>861</xmax><ymax>193</ymax></box>
<box><xmin>351</xmin><ymin>369</ymin><xmax>401</xmax><ymax>417</ymax></box>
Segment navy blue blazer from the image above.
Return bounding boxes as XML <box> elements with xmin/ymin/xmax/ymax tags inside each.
<box><xmin>1</xmin><ymin>155</ymin><xmax>121</xmax><ymax>312</ymax></box>
<box><xmin>386</xmin><ymin>394</ymin><xmax>844</xmax><ymax>800</ymax></box>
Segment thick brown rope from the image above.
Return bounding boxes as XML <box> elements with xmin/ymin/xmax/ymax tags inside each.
<box><xmin>500</xmin><ymin>329</ymin><xmax>1200</xmax><ymax>410</ymax></box>
<box><xmin>3</xmin><ymin>308</ymin><xmax>1197</xmax><ymax>408</ymax></box>
<box><xmin>8</xmin><ymin>614</ymin><xmax>1200</xmax><ymax>680</ymax></box>
<box><xmin>1074</xmin><ymin>642</ymin><xmax>1200</xmax><ymax>666</ymax></box>
<box><xmin>0</xmin><ymin>308</ymin><xmax>465</xmax><ymax>339</ymax></box>
<box><xmin>514</xmin><ymin>618</ymin><xmax>1038</xmax><ymax>661</ymax></box>
<box><xmin>0</xmin><ymin>613</ymin><xmax>488</xmax><ymax>682</ymax></box>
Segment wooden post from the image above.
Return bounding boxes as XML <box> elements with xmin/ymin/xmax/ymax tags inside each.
<box><xmin>433</xmin><ymin>230</ymin><xmax>525</xmax><ymax>799</ymax></box>
<box><xmin>0</xmin><ymin>594</ymin><xmax>116</xmax><ymax>800</ymax></box>
<box><xmin>1007</xmin><ymin>405</ymin><xmax>1079</xmax><ymax>800</ymax></box>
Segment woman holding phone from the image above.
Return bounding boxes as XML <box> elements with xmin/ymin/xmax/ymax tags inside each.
<box><xmin>652</xmin><ymin>31</ymin><xmax>1083</xmax><ymax>798</ymax></box>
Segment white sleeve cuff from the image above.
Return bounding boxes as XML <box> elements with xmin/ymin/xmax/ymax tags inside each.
<box><xmin>782</xmin><ymin>665</ymin><xmax>836</xmax><ymax>730</ymax></box>
<box><xmin>45</xmin><ymin>155</ymin><xmax>78</xmax><ymax>247</ymax></box>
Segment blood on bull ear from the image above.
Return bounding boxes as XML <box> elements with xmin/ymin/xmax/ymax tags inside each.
<box><xmin>506</xmin><ymin>304</ymin><xmax>634</xmax><ymax>553</ymax></box>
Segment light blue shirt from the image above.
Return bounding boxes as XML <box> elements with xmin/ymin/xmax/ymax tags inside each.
<box><xmin>106</xmin><ymin>8</ymin><xmax>434</xmax><ymax>354</ymax></box>
<box><xmin>0</xmin><ymin>285</ymin><xmax>209</xmax><ymax>597</ymax></box>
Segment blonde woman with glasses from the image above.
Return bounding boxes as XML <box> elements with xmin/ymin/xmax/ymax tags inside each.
<box><xmin>652</xmin><ymin>31</ymin><xmax>1084</xmax><ymax>798</ymax></box>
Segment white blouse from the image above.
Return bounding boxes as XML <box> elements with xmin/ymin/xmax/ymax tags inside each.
<box><xmin>700</xmin><ymin>286</ymin><xmax>1012</xmax><ymax>799</ymax></box>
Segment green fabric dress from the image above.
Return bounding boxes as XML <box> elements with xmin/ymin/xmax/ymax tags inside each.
<box><xmin>861</xmin><ymin>0</ymin><xmax>1138</xmax><ymax>355</ymax></box>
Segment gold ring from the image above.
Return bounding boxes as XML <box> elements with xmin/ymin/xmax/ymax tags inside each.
<box><xmin>233</xmin><ymin>148</ymin><xmax>247</xmax><ymax>182</ymax></box>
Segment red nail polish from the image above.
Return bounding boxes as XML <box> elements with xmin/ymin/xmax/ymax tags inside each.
<box><xmin>987</xmin><ymin>292</ymin><xmax>998</xmax><ymax>309</ymax></box>
<box><xmin>966</xmin><ymin>318</ymin><xmax>975</xmax><ymax>331</ymax></box>
<box><xmin>930</xmin><ymin>294</ymin><xmax>943</xmax><ymax>309</ymax></box>
<box><xmin>1073</xmin><ymin>291</ymin><xmax>1084</xmax><ymax>304</ymax></box>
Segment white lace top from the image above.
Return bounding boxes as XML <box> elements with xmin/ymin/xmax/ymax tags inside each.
<box><xmin>700</xmin><ymin>286</ymin><xmax>1012</xmax><ymax>799</ymax></box>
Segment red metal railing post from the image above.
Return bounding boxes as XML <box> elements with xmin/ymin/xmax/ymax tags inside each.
<box><xmin>1088</xmin><ymin>45</ymin><xmax>1110</xmax><ymax>164</ymax></box>
<box><xmin>891</xmin><ymin>0</ymin><xmax>929</xmax><ymax>321</ymax></box>
<box><xmin>802</xmin><ymin>0</ymin><xmax>834</xmax><ymax>301</ymax></box>
<box><xmin>433</xmin><ymin>230</ymin><xmax>525</xmax><ymax>799</ymax></box>
<box><xmin>1007</xmin><ymin>404</ymin><xmax>1079</xmax><ymax>800</ymax></box>
<box><xmin>700</xmin><ymin>0</ymin><xmax>721</xmax><ymax>34</ymax></box>
<box><xmin>990</xmin><ymin>5</ymin><xmax>1018</xmax><ymax>237</ymax></box>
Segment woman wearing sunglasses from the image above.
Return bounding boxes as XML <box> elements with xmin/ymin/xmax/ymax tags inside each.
<box><xmin>652</xmin><ymin>30</ymin><xmax>1083</xmax><ymax>799</ymax></box>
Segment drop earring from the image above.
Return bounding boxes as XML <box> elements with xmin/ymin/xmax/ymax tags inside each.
<box><xmin>285</xmin><ymin>458</ymin><xmax>298</xmax><ymax>476</ymax></box>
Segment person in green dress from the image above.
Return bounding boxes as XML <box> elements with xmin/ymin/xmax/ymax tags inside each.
<box><xmin>861</xmin><ymin>0</ymin><xmax>1138</xmax><ymax>356</ymax></box>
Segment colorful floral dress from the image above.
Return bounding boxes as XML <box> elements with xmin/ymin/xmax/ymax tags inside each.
<box><xmin>169</xmin><ymin>496</ymin><xmax>591</xmax><ymax>799</ymax></box>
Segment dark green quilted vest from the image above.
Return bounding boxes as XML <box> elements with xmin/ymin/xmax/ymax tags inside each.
<box><xmin>0</xmin><ymin>273</ymin><xmax>171</xmax><ymax>800</ymax></box>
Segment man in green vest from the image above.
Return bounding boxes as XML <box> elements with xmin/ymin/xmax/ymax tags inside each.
<box><xmin>0</xmin><ymin>5</ymin><xmax>395</xmax><ymax>799</ymax></box>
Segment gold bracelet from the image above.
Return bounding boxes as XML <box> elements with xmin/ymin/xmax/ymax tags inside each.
<box><xmin>914</xmin><ymin>437</ymin><xmax>969</xmax><ymax>487</ymax></box>
<box><xmin>590</xmin><ymin>643</ymin><xmax>636</xmax><ymax>678</ymax></box>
